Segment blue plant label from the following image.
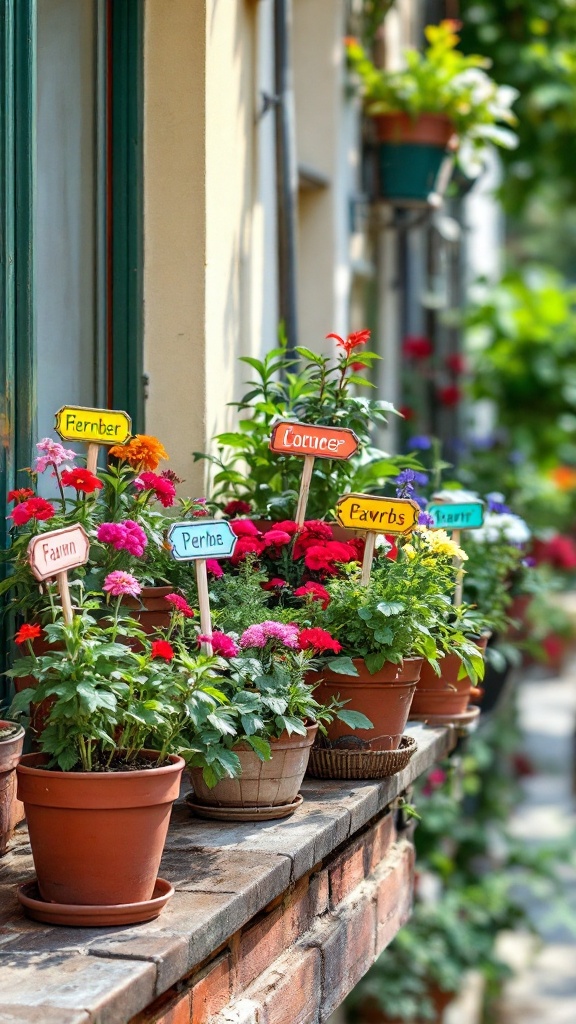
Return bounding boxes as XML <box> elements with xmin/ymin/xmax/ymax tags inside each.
<box><xmin>427</xmin><ymin>502</ymin><xmax>484</xmax><ymax>530</ymax></box>
<box><xmin>167</xmin><ymin>520</ymin><xmax>237</xmax><ymax>561</ymax></box>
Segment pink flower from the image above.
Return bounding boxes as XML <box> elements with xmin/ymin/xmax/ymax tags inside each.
<box><xmin>230</xmin><ymin>536</ymin><xmax>266</xmax><ymax>566</ymax></box>
<box><xmin>103</xmin><ymin>571</ymin><xmax>141</xmax><ymax>598</ymax></box>
<box><xmin>206</xmin><ymin>559</ymin><xmax>224</xmax><ymax>578</ymax></box>
<box><xmin>199</xmin><ymin>631</ymin><xmax>239</xmax><ymax>658</ymax></box>
<box><xmin>34</xmin><ymin>438</ymin><xmax>76</xmax><ymax>474</ymax></box>
<box><xmin>272</xmin><ymin>520</ymin><xmax>299</xmax><ymax>537</ymax></box>
<box><xmin>165</xmin><ymin>592</ymin><xmax>194</xmax><ymax>618</ymax></box>
<box><xmin>240</xmin><ymin>621</ymin><xmax>300</xmax><ymax>649</ymax></box>
<box><xmin>422</xmin><ymin>768</ymin><xmax>447</xmax><ymax>796</ymax></box>
<box><xmin>137</xmin><ymin>471</ymin><xmax>176</xmax><ymax>508</ymax></box>
<box><xmin>97</xmin><ymin>520</ymin><xmax>147</xmax><ymax>557</ymax></box>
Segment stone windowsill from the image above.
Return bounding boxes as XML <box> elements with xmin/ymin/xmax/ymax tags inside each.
<box><xmin>0</xmin><ymin>722</ymin><xmax>455</xmax><ymax>1024</ymax></box>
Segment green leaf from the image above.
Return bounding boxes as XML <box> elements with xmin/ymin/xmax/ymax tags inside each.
<box><xmin>335</xmin><ymin>709</ymin><xmax>373</xmax><ymax>730</ymax></box>
<box><xmin>325</xmin><ymin>656</ymin><xmax>359</xmax><ymax>676</ymax></box>
<box><xmin>244</xmin><ymin>735</ymin><xmax>272</xmax><ymax>760</ymax></box>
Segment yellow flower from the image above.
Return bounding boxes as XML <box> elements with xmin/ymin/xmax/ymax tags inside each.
<box><xmin>109</xmin><ymin>434</ymin><xmax>169</xmax><ymax>472</ymax></box>
<box><xmin>415</xmin><ymin>527</ymin><xmax>468</xmax><ymax>562</ymax></box>
<box><xmin>403</xmin><ymin>544</ymin><xmax>416</xmax><ymax>560</ymax></box>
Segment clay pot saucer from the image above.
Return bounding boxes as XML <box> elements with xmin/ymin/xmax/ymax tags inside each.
<box><xmin>185</xmin><ymin>792</ymin><xmax>303</xmax><ymax>822</ymax></box>
<box><xmin>17</xmin><ymin>877</ymin><xmax>174</xmax><ymax>927</ymax></box>
<box><xmin>409</xmin><ymin>705</ymin><xmax>481</xmax><ymax>728</ymax></box>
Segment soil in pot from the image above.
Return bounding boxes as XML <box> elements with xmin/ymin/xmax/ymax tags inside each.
<box><xmin>0</xmin><ymin>722</ymin><xmax>25</xmax><ymax>856</ymax></box>
<box><xmin>308</xmin><ymin>659</ymin><xmax>422</xmax><ymax>751</ymax></box>
<box><xmin>16</xmin><ymin>750</ymin><xmax>184</xmax><ymax>906</ymax></box>
<box><xmin>190</xmin><ymin>724</ymin><xmax>318</xmax><ymax>810</ymax></box>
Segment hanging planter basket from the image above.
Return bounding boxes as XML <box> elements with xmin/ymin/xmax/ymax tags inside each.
<box><xmin>371</xmin><ymin>112</ymin><xmax>455</xmax><ymax>204</ymax></box>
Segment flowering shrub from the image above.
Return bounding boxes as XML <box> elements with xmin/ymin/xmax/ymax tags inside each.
<box><xmin>194</xmin><ymin>331</ymin><xmax>418</xmax><ymax>520</ymax></box>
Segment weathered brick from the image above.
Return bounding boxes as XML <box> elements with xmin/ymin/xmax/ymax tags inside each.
<box><xmin>319</xmin><ymin>895</ymin><xmax>377</xmax><ymax>1018</ymax></box>
<box><xmin>150</xmin><ymin>991</ymin><xmax>192</xmax><ymax>1024</ymax></box>
<box><xmin>191</xmin><ymin>952</ymin><xmax>233</xmax><ymax>1023</ymax></box>
<box><xmin>375</xmin><ymin>841</ymin><xmax>414</xmax><ymax>954</ymax></box>
<box><xmin>251</xmin><ymin>946</ymin><xmax>322</xmax><ymax>1024</ymax></box>
<box><xmin>328</xmin><ymin>812</ymin><xmax>396</xmax><ymax>908</ymax></box>
<box><xmin>236</xmin><ymin>870</ymin><xmax>328</xmax><ymax>991</ymax></box>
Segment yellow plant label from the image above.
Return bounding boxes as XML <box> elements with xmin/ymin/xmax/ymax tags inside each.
<box><xmin>55</xmin><ymin>406</ymin><xmax>132</xmax><ymax>445</ymax></box>
<box><xmin>336</xmin><ymin>493</ymin><xmax>420</xmax><ymax>535</ymax></box>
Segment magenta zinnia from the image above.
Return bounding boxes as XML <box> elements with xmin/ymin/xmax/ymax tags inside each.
<box><xmin>165</xmin><ymin>592</ymin><xmax>194</xmax><ymax>618</ymax></box>
<box><xmin>103</xmin><ymin>571</ymin><xmax>141</xmax><ymax>598</ymax></box>
<box><xmin>240</xmin><ymin>621</ymin><xmax>300</xmax><ymax>649</ymax></box>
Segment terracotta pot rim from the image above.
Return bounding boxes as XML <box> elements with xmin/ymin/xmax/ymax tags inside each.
<box><xmin>233</xmin><ymin>724</ymin><xmax>318</xmax><ymax>753</ymax></box>
<box><xmin>17</xmin><ymin>750</ymin><xmax>185</xmax><ymax>780</ymax></box>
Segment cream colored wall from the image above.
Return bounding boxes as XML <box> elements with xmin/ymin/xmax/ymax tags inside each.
<box><xmin>143</xmin><ymin>0</ymin><xmax>277</xmax><ymax>494</ymax></box>
<box><xmin>143</xmin><ymin>0</ymin><xmax>207</xmax><ymax>493</ymax></box>
<box><xmin>293</xmin><ymin>0</ymin><xmax>347</xmax><ymax>353</ymax></box>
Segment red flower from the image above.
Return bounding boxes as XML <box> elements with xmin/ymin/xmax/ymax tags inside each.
<box><xmin>262</xmin><ymin>578</ymin><xmax>288</xmax><ymax>590</ymax></box>
<box><xmin>223</xmin><ymin>499</ymin><xmax>252</xmax><ymax>517</ymax></box>
<box><xmin>351</xmin><ymin>360</ymin><xmax>368</xmax><ymax>371</ymax></box>
<box><xmin>272</xmin><ymin>520</ymin><xmax>299</xmax><ymax>537</ymax></box>
<box><xmin>151</xmin><ymin>639</ymin><xmax>175</xmax><ymax>661</ymax></box>
<box><xmin>294</xmin><ymin>581</ymin><xmax>331</xmax><ymax>609</ymax></box>
<box><xmin>403</xmin><ymin>336</ymin><xmax>433</xmax><ymax>360</ymax></box>
<box><xmin>7</xmin><ymin>488</ymin><xmax>34</xmax><ymax>503</ymax></box>
<box><xmin>298</xmin><ymin>628</ymin><xmax>342</xmax><ymax>654</ymax></box>
<box><xmin>399</xmin><ymin>406</ymin><xmax>415</xmax><ymax>421</ymax></box>
<box><xmin>384</xmin><ymin>536</ymin><xmax>399</xmax><ymax>561</ymax></box>
<box><xmin>532</xmin><ymin>535</ymin><xmax>576</xmax><ymax>570</ymax></box>
<box><xmin>206</xmin><ymin>559</ymin><xmax>224</xmax><ymax>578</ymax></box>
<box><xmin>10</xmin><ymin>497</ymin><xmax>55</xmax><ymax>526</ymax></box>
<box><xmin>446</xmin><ymin>353</ymin><xmax>466</xmax><ymax>375</ymax></box>
<box><xmin>438</xmin><ymin>385</ymin><xmax>461</xmax><ymax>407</ymax></box>
<box><xmin>230</xmin><ymin>536</ymin><xmax>266</xmax><ymax>565</ymax></box>
<box><xmin>61</xmin><ymin>468</ymin><xmax>103</xmax><ymax>494</ymax></box>
<box><xmin>231</xmin><ymin>519</ymin><xmax>261</xmax><ymax>538</ymax></box>
<box><xmin>263</xmin><ymin>529</ymin><xmax>292</xmax><ymax>555</ymax></box>
<box><xmin>293</xmin><ymin>520</ymin><xmax>334</xmax><ymax>559</ymax></box>
<box><xmin>326</xmin><ymin>328</ymin><xmax>371</xmax><ymax>356</ymax></box>
<box><xmin>304</xmin><ymin>540</ymin><xmax>358</xmax><ymax>575</ymax></box>
<box><xmin>165</xmin><ymin>592</ymin><xmax>194</xmax><ymax>618</ymax></box>
<box><xmin>15</xmin><ymin>623</ymin><xmax>42</xmax><ymax>645</ymax></box>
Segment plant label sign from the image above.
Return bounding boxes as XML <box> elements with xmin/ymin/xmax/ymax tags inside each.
<box><xmin>336</xmin><ymin>493</ymin><xmax>420</xmax><ymax>535</ymax></box>
<box><xmin>28</xmin><ymin>524</ymin><xmax>91</xmax><ymax>581</ymax></box>
<box><xmin>427</xmin><ymin>502</ymin><xmax>484</xmax><ymax>530</ymax></box>
<box><xmin>269</xmin><ymin>421</ymin><xmax>359</xmax><ymax>461</ymax></box>
<box><xmin>167</xmin><ymin>520</ymin><xmax>237</xmax><ymax>562</ymax></box>
<box><xmin>167</xmin><ymin>521</ymin><xmax>237</xmax><ymax>657</ymax></box>
<box><xmin>55</xmin><ymin>406</ymin><xmax>132</xmax><ymax>446</ymax></box>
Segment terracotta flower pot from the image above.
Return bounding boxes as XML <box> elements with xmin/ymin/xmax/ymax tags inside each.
<box><xmin>411</xmin><ymin>636</ymin><xmax>489</xmax><ymax>716</ymax></box>
<box><xmin>122</xmin><ymin>585</ymin><xmax>173</xmax><ymax>634</ymax></box>
<box><xmin>309</xmin><ymin>658</ymin><xmax>422</xmax><ymax>751</ymax></box>
<box><xmin>0</xmin><ymin>722</ymin><xmax>25</xmax><ymax>856</ymax></box>
<box><xmin>190</xmin><ymin>725</ymin><xmax>318</xmax><ymax>808</ymax></box>
<box><xmin>16</xmin><ymin>750</ymin><xmax>184</xmax><ymax>906</ymax></box>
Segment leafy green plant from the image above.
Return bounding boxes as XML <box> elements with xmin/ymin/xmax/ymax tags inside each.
<box><xmin>346</xmin><ymin>20</ymin><xmax>518</xmax><ymax>175</ymax></box>
<box><xmin>297</xmin><ymin>528</ymin><xmax>484</xmax><ymax>677</ymax></box>
<box><xmin>193</xmin><ymin>332</ymin><xmax>416</xmax><ymax>520</ymax></box>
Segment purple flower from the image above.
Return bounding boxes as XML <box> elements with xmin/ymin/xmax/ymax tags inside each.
<box><xmin>418</xmin><ymin>511</ymin><xmax>435</xmax><ymax>528</ymax></box>
<box><xmin>414</xmin><ymin>494</ymin><xmax>428</xmax><ymax>509</ymax></box>
<box><xmin>103</xmin><ymin>571</ymin><xmax>141</xmax><ymax>598</ymax></box>
<box><xmin>406</xmin><ymin>436</ymin><xmax>432</xmax><ymax>451</ymax></box>
<box><xmin>395</xmin><ymin>469</ymin><xmax>417</xmax><ymax>498</ymax></box>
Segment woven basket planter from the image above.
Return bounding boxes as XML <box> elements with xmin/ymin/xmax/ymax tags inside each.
<box><xmin>306</xmin><ymin>735</ymin><xmax>417</xmax><ymax>780</ymax></box>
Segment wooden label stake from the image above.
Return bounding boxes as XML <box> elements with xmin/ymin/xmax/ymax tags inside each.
<box><xmin>336</xmin><ymin>492</ymin><xmax>420</xmax><ymax>586</ymax></box>
<box><xmin>167</xmin><ymin>520</ymin><xmax>238</xmax><ymax>656</ymax></box>
<box><xmin>269</xmin><ymin>420</ymin><xmax>360</xmax><ymax>526</ymax></box>
<box><xmin>28</xmin><ymin>524</ymin><xmax>91</xmax><ymax>623</ymax></box>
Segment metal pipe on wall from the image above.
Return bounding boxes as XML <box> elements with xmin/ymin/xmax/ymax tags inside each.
<box><xmin>274</xmin><ymin>0</ymin><xmax>299</xmax><ymax>353</ymax></box>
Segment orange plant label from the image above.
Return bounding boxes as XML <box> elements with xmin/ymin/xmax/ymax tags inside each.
<box><xmin>28</xmin><ymin>524</ymin><xmax>90</xmax><ymax>581</ymax></box>
<box><xmin>269</xmin><ymin>421</ymin><xmax>359</xmax><ymax>460</ymax></box>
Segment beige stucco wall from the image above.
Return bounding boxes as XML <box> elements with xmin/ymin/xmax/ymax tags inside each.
<box><xmin>143</xmin><ymin>0</ymin><xmax>274</xmax><ymax>494</ymax></box>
